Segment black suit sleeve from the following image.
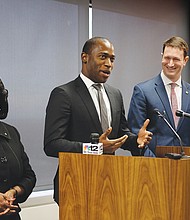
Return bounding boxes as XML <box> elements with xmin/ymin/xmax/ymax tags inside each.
<box><xmin>44</xmin><ymin>87</ymin><xmax>82</xmax><ymax>157</ymax></box>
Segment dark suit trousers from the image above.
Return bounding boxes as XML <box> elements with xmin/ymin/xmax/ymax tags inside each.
<box><xmin>0</xmin><ymin>213</ymin><xmax>21</xmax><ymax>220</ymax></box>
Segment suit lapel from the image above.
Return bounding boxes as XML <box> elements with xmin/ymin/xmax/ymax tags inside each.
<box><xmin>181</xmin><ymin>81</ymin><xmax>190</xmax><ymax>112</ymax></box>
<box><xmin>154</xmin><ymin>75</ymin><xmax>175</xmax><ymax>127</ymax></box>
<box><xmin>74</xmin><ymin>77</ymin><xmax>102</xmax><ymax>133</ymax></box>
<box><xmin>104</xmin><ymin>84</ymin><xmax>118</xmax><ymax>131</ymax></box>
<box><xmin>177</xmin><ymin>81</ymin><xmax>190</xmax><ymax>130</ymax></box>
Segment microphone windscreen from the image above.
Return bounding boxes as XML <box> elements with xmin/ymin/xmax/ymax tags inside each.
<box><xmin>154</xmin><ymin>108</ymin><xmax>160</xmax><ymax>114</ymax></box>
<box><xmin>176</xmin><ymin>110</ymin><xmax>183</xmax><ymax>117</ymax></box>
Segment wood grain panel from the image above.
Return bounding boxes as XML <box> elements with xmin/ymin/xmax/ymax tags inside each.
<box><xmin>169</xmin><ymin>159</ymin><xmax>190</xmax><ymax>220</ymax></box>
<box><xmin>59</xmin><ymin>153</ymin><xmax>190</xmax><ymax>220</ymax></box>
<box><xmin>156</xmin><ymin>146</ymin><xmax>190</xmax><ymax>158</ymax></box>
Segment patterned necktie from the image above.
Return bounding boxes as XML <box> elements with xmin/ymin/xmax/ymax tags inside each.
<box><xmin>170</xmin><ymin>83</ymin><xmax>179</xmax><ymax>128</ymax></box>
<box><xmin>93</xmin><ymin>84</ymin><xmax>109</xmax><ymax>132</ymax></box>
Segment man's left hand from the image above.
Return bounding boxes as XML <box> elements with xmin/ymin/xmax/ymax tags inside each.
<box><xmin>137</xmin><ymin>119</ymin><xmax>153</xmax><ymax>148</ymax></box>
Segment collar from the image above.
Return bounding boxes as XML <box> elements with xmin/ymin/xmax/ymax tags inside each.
<box><xmin>161</xmin><ymin>70</ymin><xmax>182</xmax><ymax>87</ymax></box>
<box><xmin>80</xmin><ymin>73</ymin><xmax>104</xmax><ymax>89</ymax></box>
<box><xmin>0</xmin><ymin>122</ymin><xmax>11</xmax><ymax>140</ymax></box>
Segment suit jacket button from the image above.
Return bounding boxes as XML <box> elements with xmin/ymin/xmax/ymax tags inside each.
<box><xmin>1</xmin><ymin>156</ymin><xmax>7</xmax><ymax>163</ymax></box>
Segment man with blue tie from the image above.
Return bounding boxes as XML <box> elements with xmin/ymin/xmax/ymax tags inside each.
<box><xmin>128</xmin><ymin>36</ymin><xmax>189</xmax><ymax>157</ymax></box>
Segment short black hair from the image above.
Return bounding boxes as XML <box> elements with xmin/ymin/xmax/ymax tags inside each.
<box><xmin>82</xmin><ymin>37</ymin><xmax>110</xmax><ymax>54</ymax></box>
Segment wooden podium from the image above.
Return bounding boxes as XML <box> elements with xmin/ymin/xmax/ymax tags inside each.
<box><xmin>59</xmin><ymin>152</ymin><xmax>190</xmax><ymax>220</ymax></box>
<box><xmin>156</xmin><ymin>145</ymin><xmax>190</xmax><ymax>158</ymax></box>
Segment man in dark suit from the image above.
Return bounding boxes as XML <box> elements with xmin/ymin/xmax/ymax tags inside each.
<box><xmin>128</xmin><ymin>36</ymin><xmax>189</xmax><ymax>157</ymax></box>
<box><xmin>44</xmin><ymin>36</ymin><xmax>152</xmax><ymax>203</ymax></box>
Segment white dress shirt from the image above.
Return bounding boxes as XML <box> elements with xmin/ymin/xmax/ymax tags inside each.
<box><xmin>80</xmin><ymin>73</ymin><xmax>112</xmax><ymax>127</ymax></box>
<box><xmin>161</xmin><ymin>71</ymin><xmax>182</xmax><ymax>110</ymax></box>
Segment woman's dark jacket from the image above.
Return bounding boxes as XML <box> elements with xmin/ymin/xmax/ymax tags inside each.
<box><xmin>0</xmin><ymin>121</ymin><xmax>36</xmax><ymax>207</ymax></box>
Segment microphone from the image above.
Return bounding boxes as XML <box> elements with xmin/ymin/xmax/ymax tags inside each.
<box><xmin>176</xmin><ymin>109</ymin><xmax>190</xmax><ymax>118</ymax></box>
<box><xmin>83</xmin><ymin>133</ymin><xmax>103</xmax><ymax>155</ymax></box>
<box><xmin>154</xmin><ymin>108</ymin><xmax>186</xmax><ymax>159</ymax></box>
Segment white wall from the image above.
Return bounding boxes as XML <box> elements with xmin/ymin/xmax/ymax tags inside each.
<box><xmin>92</xmin><ymin>2</ymin><xmax>189</xmax><ymax>157</ymax></box>
<box><xmin>20</xmin><ymin>190</ymin><xmax>59</xmax><ymax>220</ymax></box>
<box><xmin>0</xmin><ymin>0</ymin><xmax>80</xmax><ymax>191</ymax></box>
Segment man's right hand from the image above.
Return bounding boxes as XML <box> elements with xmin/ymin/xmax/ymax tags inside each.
<box><xmin>99</xmin><ymin>127</ymin><xmax>128</xmax><ymax>154</ymax></box>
